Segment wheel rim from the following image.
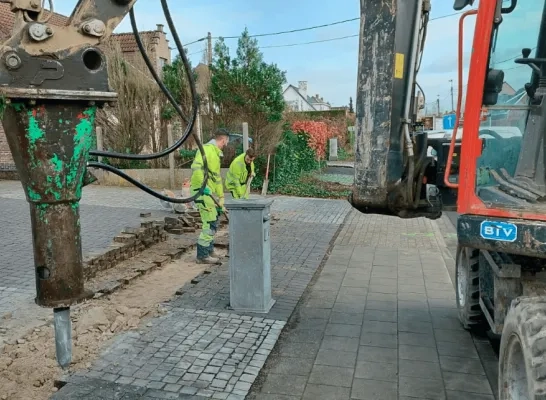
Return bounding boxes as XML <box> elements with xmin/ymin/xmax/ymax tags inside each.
<box><xmin>502</xmin><ymin>333</ymin><xmax>530</xmax><ymax>400</ymax></box>
<box><xmin>457</xmin><ymin>248</ymin><xmax>468</xmax><ymax>308</ymax></box>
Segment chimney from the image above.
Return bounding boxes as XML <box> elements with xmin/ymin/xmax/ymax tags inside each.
<box><xmin>298</xmin><ymin>81</ymin><xmax>307</xmax><ymax>98</ymax></box>
<box><xmin>156</xmin><ymin>24</ymin><xmax>164</xmax><ymax>32</ymax></box>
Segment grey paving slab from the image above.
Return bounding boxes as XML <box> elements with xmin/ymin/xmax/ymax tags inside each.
<box><xmin>248</xmin><ymin>209</ymin><xmax>497</xmax><ymax>400</ymax></box>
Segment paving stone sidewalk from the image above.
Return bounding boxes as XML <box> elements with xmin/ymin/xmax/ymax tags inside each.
<box><xmin>52</xmin><ymin>197</ymin><xmax>352</xmax><ymax>399</ymax></box>
<box><xmin>248</xmin><ymin>211</ymin><xmax>497</xmax><ymax>400</ymax></box>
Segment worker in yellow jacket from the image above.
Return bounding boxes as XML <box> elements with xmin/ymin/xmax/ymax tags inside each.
<box><xmin>190</xmin><ymin>129</ymin><xmax>229</xmax><ymax>264</ymax></box>
<box><xmin>225</xmin><ymin>148</ymin><xmax>256</xmax><ymax>199</ymax></box>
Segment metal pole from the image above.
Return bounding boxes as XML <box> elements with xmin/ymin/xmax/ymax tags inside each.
<box><xmin>167</xmin><ymin>124</ymin><xmax>175</xmax><ymax>189</ymax></box>
<box><xmin>207</xmin><ymin>32</ymin><xmax>213</xmax><ymax>65</ymax></box>
<box><xmin>449</xmin><ymin>79</ymin><xmax>454</xmax><ymax>112</ymax></box>
<box><xmin>437</xmin><ymin>95</ymin><xmax>440</xmax><ymax>115</ymax></box>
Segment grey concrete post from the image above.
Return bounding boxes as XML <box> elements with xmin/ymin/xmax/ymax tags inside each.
<box><xmin>196</xmin><ymin>109</ymin><xmax>203</xmax><ymax>146</ymax></box>
<box><xmin>329</xmin><ymin>138</ymin><xmax>338</xmax><ymax>161</ymax></box>
<box><xmin>225</xmin><ymin>196</ymin><xmax>275</xmax><ymax>313</ymax></box>
<box><xmin>167</xmin><ymin>124</ymin><xmax>175</xmax><ymax>189</ymax></box>
<box><xmin>96</xmin><ymin>126</ymin><xmax>104</xmax><ymax>163</ymax></box>
<box><xmin>242</xmin><ymin>122</ymin><xmax>249</xmax><ymax>152</ymax></box>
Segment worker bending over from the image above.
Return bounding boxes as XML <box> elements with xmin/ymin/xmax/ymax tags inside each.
<box><xmin>190</xmin><ymin>129</ymin><xmax>229</xmax><ymax>264</ymax></box>
<box><xmin>225</xmin><ymin>148</ymin><xmax>256</xmax><ymax>199</ymax></box>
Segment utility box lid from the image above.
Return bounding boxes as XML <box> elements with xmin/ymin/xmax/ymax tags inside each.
<box><xmin>225</xmin><ymin>196</ymin><xmax>274</xmax><ymax>210</ymax></box>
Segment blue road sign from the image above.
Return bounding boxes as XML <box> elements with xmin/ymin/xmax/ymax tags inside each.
<box><xmin>443</xmin><ymin>114</ymin><xmax>456</xmax><ymax>130</ymax></box>
<box><xmin>480</xmin><ymin>220</ymin><xmax>517</xmax><ymax>242</ymax></box>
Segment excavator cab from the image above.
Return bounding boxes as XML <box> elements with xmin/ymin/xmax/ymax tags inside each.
<box><xmin>454</xmin><ymin>0</ymin><xmax>546</xmax><ymax>257</ymax></box>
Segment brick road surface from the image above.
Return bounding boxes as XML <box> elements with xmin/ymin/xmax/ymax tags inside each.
<box><xmin>52</xmin><ymin>196</ymin><xmax>499</xmax><ymax>400</ymax></box>
<box><xmin>0</xmin><ymin>180</ymin><xmax>164</xmax><ymax>331</ymax></box>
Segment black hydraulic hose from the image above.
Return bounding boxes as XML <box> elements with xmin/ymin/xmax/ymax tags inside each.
<box><xmin>412</xmin><ymin>158</ymin><xmax>433</xmax><ymax>209</ymax></box>
<box><xmin>88</xmin><ymin>162</ymin><xmax>205</xmax><ymax>203</ymax></box>
<box><xmin>89</xmin><ymin>7</ymin><xmax>199</xmax><ymax>161</ymax></box>
<box><xmin>87</xmin><ymin>1</ymin><xmax>211</xmax><ymax>202</ymax></box>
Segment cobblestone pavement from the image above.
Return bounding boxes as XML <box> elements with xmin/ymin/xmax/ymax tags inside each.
<box><xmin>52</xmin><ymin>196</ymin><xmax>352</xmax><ymax>399</ymax></box>
<box><xmin>248</xmin><ymin>211</ymin><xmax>498</xmax><ymax>400</ymax></box>
<box><xmin>0</xmin><ymin>181</ymin><xmax>163</xmax><ymax>330</ymax></box>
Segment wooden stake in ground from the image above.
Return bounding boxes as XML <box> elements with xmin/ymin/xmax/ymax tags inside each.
<box><xmin>261</xmin><ymin>154</ymin><xmax>271</xmax><ymax>196</ymax></box>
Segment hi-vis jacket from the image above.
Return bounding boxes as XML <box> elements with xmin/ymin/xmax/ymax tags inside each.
<box><xmin>225</xmin><ymin>153</ymin><xmax>255</xmax><ymax>199</ymax></box>
<box><xmin>190</xmin><ymin>141</ymin><xmax>224</xmax><ymax>201</ymax></box>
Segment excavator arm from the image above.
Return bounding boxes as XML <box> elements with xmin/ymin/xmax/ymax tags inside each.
<box><xmin>350</xmin><ymin>0</ymin><xmax>442</xmax><ymax>219</ymax></box>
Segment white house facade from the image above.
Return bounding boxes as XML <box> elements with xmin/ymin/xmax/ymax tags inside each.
<box><xmin>283</xmin><ymin>81</ymin><xmax>331</xmax><ymax>112</ymax></box>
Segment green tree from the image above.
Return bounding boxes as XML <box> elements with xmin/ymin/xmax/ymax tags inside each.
<box><xmin>160</xmin><ymin>51</ymin><xmax>200</xmax><ymax>152</ymax></box>
<box><xmin>349</xmin><ymin>96</ymin><xmax>354</xmax><ymax>113</ymax></box>
<box><xmin>210</xmin><ymin>28</ymin><xmax>286</xmax><ymax>151</ymax></box>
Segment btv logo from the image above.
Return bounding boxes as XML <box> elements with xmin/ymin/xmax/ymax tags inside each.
<box><xmin>480</xmin><ymin>221</ymin><xmax>517</xmax><ymax>242</ymax></box>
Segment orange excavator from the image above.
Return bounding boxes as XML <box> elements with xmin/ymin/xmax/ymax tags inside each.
<box><xmin>1</xmin><ymin>0</ymin><xmax>546</xmax><ymax>396</ymax></box>
<box><xmin>351</xmin><ymin>0</ymin><xmax>546</xmax><ymax>397</ymax></box>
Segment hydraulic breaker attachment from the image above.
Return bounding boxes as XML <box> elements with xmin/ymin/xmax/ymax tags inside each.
<box><xmin>2</xmin><ymin>102</ymin><xmax>97</xmax><ymax>308</ymax></box>
<box><xmin>0</xmin><ymin>0</ymin><xmax>136</xmax><ymax>369</ymax></box>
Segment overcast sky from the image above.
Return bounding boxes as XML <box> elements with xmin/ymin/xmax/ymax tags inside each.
<box><xmin>51</xmin><ymin>0</ymin><xmax>535</xmax><ymax>111</ymax></box>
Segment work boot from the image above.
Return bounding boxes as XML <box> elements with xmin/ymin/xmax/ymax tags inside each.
<box><xmin>196</xmin><ymin>256</ymin><xmax>220</xmax><ymax>265</ymax></box>
<box><xmin>196</xmin><ymin>243</ymin><xmax>220</xmax><ymax>265</ymax></box>
<box><xmin>209</xmin><ymin>244</ymin><xmax>219</xmax><ymax>258</ymax></box>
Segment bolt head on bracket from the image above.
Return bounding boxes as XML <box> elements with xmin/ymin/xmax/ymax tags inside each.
<box><xmin>28</xmin><ymin>23</ymin><xmax>53</xmax><ymax>41</ymax></box>
<box><xmin>81</xmin><ymin>19</ymin><xmax>106</xmax><ymax>37</ymax></box>
<box><xmin>4</xmin><ymin>51</ymin><xmax>22</xmax><ymax>70</ymax></box>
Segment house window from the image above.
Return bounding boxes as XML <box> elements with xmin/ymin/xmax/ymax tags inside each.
<box><xmin>159</xmin><ymin>57</ymin><xmax>167</xmax><ymax>68</ymax></box>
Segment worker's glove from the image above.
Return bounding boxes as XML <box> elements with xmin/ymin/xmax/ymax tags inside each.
<box><xmin>217</xmin><ymin>206</ymin><xmax>227</xmax><ymax>214</ymax></box>
<box><xmin>203</xmin><ymin>187</ymin><xmax>212</xmax><ymax>196</ymax></box>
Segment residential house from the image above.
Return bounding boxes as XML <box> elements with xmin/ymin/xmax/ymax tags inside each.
<box><xmin>0</xmin><ymin>4</ymin><xmax>171</xmax><ymax>171</ymax></box>
<box><xmin>110</xmin><ymin>24</ymin><xmax>171</xmax><ymax>75</ymax></box>
<box><xmin>283</xmin><ymin>81</ymin><xmax>331</xmax><ymax>112</ymax></box>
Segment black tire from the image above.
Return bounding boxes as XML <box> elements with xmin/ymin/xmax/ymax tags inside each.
<box><xmin>455</xmin><ymin>246</ymin><xmax>485</xmax><ymax>329</ymax></box>
<box><xmin>499</xmin><ymin>297</ymin><xmax>546</xmax><ymax>399</ymax></box>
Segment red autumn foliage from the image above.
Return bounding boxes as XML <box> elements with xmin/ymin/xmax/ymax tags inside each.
<box><xmin>292</xmin><ymin>120</ymin><xmax>340</xmax><ymax>159</ymax></box>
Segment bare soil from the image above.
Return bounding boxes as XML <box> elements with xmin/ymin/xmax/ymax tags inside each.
<box><xmin>0</xmin><ymin>243</ymin><xmax>225</xmax><ymax>400</ymax></box>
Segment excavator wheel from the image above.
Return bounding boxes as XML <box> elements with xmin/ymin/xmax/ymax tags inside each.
<box><xmin>499</xmin><ymin>297</ymin><xmax>546</xmax><ymax>399</ymax></box>
<box><xmin>455</xmin><ymin>246</ymin><xmax>485</xmax><ymax>330</ymax></box>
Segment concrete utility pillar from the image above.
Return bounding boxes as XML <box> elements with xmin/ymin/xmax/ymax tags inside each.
<box><xmin>225</xmin><ymin>196</ymin><xmax>275</xmax><ymax>313</ymax></box>
<box><xmin>242</xmin><ymin>122</ymin><xmax>249</xmax><ymax>152</ymax></box>
<box><xmin>329</xmin><ymin>138</ymin><xmax>338</xmax><ymax>161</ymax></box>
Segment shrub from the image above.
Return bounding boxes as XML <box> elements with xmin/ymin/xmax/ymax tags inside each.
<box><xmin>268</xmin><ymin>130</ymin><xmax>319</xmax><ymax>192</ymax></box>
<box><xmin>291</xmin><ymin>120</ymin><xmax>339</xmax><ymax>160</ymax></box>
